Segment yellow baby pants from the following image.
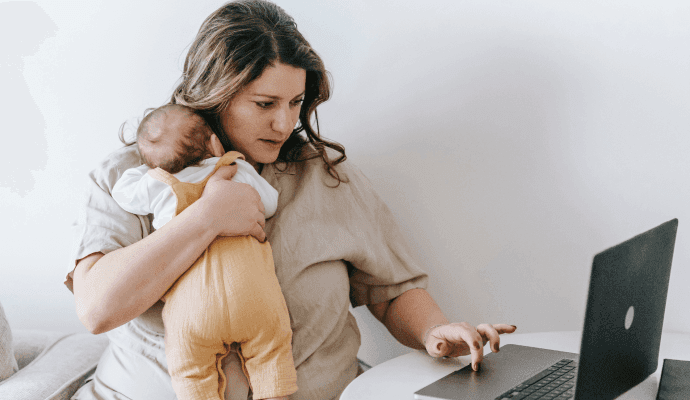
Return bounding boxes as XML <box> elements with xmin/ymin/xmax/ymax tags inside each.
<box><xmin>150</xmin><ymin>152</ymin><xmax>297</xmax><ymax>400</ymax></box>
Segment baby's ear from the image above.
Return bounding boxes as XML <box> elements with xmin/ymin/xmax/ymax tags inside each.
<box><xmin>208</xmin><ymin>134</ymin><xmax>225</xmax><ymax>158</ymax></box>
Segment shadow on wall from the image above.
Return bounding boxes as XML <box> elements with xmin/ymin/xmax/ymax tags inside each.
<box><xmin>0</xmin><ymin>1</ymin><xmax>57</xmax><ymax>195</ymax></box>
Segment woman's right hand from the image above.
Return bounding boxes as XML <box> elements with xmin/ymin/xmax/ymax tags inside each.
<box><xmin>199</xmin><ymin>165</ymin><xmax>267</xmax><ymax>242</ymax></box>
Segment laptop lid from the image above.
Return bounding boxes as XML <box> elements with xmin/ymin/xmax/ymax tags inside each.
<box><xmin>574</xmin><ymin>218</ymin><xmax>678</xmax><ymax>399</ymax></box>
<box><xmin>414</xmin><ymin>218</ymin><xmax>678</xmax><ymax>400</ymax></box>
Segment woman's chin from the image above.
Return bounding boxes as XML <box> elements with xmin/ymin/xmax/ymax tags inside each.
<box><xmin>247</xmin><ymin>151</ymin><xmax>281</xmax><ymax>166</ymax></box>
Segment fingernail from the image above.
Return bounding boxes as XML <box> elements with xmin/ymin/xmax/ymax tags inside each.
<box><xmin>511</xmin><ymin>325</ymin><xmax>517</xmax><ymax>330</ymax></box>
<box><xmin>494</xmin><ymin>343</ymin><xmax>500</xmax><ymax>352</ymax></box>
<box><xmin>472</xmin><ymin>362</ymin><xmax>477</xmax><ymax>371</ymax></box>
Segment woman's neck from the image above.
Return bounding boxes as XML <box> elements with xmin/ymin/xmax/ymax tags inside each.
<box><xmin>243</xmin><ymin>157</ymin><xmax>263</xmax><ymax>174</ymax></box>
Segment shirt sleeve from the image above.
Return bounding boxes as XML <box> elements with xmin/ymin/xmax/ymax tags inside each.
<box><xmin>329</xmin><ymin>160</ymin><xmax>429</xmax><ymax>307</ymax></box>
<box><xmin>112</xmin><ymin>165</ymin><xmax>154</xmax><ymax>215</ymax></box>
<box><xmin>112</xmin><ymin>166</ymin><xmax>178</xmax><ymax>230</ymax></box>
<box><xmin>66</xmin><ymin>145</ymin><xmax>152</xmax><ymax>291</ymax></box>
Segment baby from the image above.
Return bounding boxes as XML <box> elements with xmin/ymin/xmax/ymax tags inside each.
<box><xmin>112</xmin><ymin>104</ymin><xmax>297</xmax><ymax>400</ymax></box>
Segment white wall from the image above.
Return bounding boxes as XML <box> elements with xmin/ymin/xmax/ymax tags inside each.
<box><xmin>1</xmin><ymin>0</ymin><xmax>688</xmax><ymax>367</ymax></box>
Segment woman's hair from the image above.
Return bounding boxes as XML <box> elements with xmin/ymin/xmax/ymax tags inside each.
<box><xmin>170</xmin><ymin>0</ymin><xmax>347</xmax><ymax>184</ymax></box>
<box><xmin>136</xmin><ymin>104</ymin><xmax>215</xmax><ymax>174</ymax></box>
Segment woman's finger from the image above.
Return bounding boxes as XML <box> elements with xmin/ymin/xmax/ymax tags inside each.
<box><xmin>257</xmin><ymin>211</ymin><xmax>266</xmax><ymax>229</ymax></box>
<box><xmin>434</xmin><ymin>323</ymin><xmax>485</xmax><ymax>370</ymax></box>
<box><xmin>249</xmin><ymin>221</ymin><xmax>267</xmax><ymax>243</ymax></box>
<box><xmin>492</xmin><ymin>323</ymin><xmax>518</xmax><ymax>335</ymax></box>
<box><xmin>209</xmin><ymin>165</ymin><xmax>238</xmax><ymax>182</ymax></box>
<box><xmin>477</xmin><ymin>323</ymin><xmax>501</xmax><ymax>353</ymax></box>
<box><xmin>457</xmin><ymin>326</ymin><xmax>485</xmax><ymax>371</ymax></box>
<box><xmin>428</xmin><ymin>323</ymin><xmax>517</xmax><ymax>364</ymax></box>
<box><xmin>425</xmin><ymin>328</ymin><xmax>446</xmax><ymax>357</ymax></box>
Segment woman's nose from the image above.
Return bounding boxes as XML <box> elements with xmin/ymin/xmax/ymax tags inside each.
<box><xmin>271</xmin><ymin>105</ymin><xmax>294</xmax><ymax>136</ymax></box>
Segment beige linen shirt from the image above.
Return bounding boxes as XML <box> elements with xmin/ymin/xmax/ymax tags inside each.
<box><xmin>68</xmin><ymin>144</ymin><xmax>428</xmax><ymax>400</ymax></box>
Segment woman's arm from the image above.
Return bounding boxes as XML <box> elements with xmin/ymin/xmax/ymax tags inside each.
<box><xmin>367</xmin><ymin>288</ymin><xmax>448</xmax><ymax>350</ymax></box>
<box><xmin>73</xmin><ymin>166</ymin><xmax>266</xmax><ymax>334</ymax></box>
<box><xmin>367</xmin><ymin>288</ymin><xmax>516</xmax><ymax>371</ymax></box>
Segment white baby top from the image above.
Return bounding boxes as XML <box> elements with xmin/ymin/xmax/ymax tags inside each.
<box><xmin>112</xmin><ymin>157</ymin><xmax>278</xmax><ymax>230</ymax></box>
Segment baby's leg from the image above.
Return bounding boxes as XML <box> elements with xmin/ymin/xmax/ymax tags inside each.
<box><xmin>238</xmin><ymin>303</ymin><xmax>296</xmax><ymax>400</ymax></box>
<box><xmin>162</xmin><ymin>257</ymin><xmax>231</xmax><ymax>400</ymax></box>
<box><xmin>163</xmin><ymin>314</ymin><xmax>227</xmax><ymax>399</ymax></box>
<box><xmin>221</xmin><ymin>239</ymin><xmax>298</xmax><ymax>399</ymax></box>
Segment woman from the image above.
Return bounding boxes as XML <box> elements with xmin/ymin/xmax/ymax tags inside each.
<box><xmin>67</xmin><ymin>1</ymin><xmax>516</xmax><ymax>399</ymax></box>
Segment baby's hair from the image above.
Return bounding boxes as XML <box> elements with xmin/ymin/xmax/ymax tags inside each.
<box><xmin>137</xmin><ymin>104</ymin><xmax>215</xmax><ymax>174</ymax></box>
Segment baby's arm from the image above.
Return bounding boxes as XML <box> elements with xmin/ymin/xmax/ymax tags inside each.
<box><xmin>112</xmin><ymin>165</ymin><xmax>156</xmax><ymax>215</ymax></box>
<box><xmin>112</xmin><ymin>166</ymin><xmax>177</xmax><ymax>228</ymax></box>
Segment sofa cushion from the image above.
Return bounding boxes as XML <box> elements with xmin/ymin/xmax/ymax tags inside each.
<box><xmin>0</xmin><ymin>330</ymin><xmax>109</xmax><ymax>400</ymax></box>
<box><xmin>0</xmin><ymin>301</ymin><xmax>18</xmax><ymax>381</ymax></box>
<box><xmin>13</xmin><ymin>329</ymin><xmax>68</xmax><ymax>370</ymax></box>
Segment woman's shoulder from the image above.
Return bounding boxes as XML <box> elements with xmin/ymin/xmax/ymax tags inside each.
<box><xmin>298</xmin><ymin>147</ymin><xmax>358</xmax><ymax>176</ymax></box>
<box><xmin>92</xmin><ymin>144</ymin><xmax>143</xmax><ymax>174</ymax></box>
<box><xmin>89</xmin><ymin>145</ymin><xmax>145</xmax><ymax>192</ymax></box>
<box><xmin>290</xmin><ymin>148</ymin><xmax>375</xmax><ymax>196</ymax></box>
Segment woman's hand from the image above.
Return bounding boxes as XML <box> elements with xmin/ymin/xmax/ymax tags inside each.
<box><xmin>199</xmin><ymin>165</ymin><xmax>267</xmax><ymax>242</ymax></box>
<box><xmin>368</xmin><ymin>289</ymin><xmax>517</xmax><ymax>373</ymax></box>
<box><xmin>424</xmin><ymin>323</ymin><xmax>517</xmax><ymax>371</ymax></box>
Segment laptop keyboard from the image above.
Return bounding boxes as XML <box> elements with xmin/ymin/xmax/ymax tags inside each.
<box><xmin>495</xmin><ymin>359</ymin><xmax>577</xmax><ymax>400</ymax></box>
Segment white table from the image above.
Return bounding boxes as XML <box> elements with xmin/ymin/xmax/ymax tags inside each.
<box><xmin>341</xmin><ymin>331</ymin><xmax>690</xmax><ymax>400</ymax></box>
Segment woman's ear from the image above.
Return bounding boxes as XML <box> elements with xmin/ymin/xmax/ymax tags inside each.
<box><xmin>208</xmin><ymin>134</ymin><xmax>225</xmax><ymax>157</ymax></box>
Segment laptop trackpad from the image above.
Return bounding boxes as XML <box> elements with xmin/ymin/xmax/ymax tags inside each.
<box><xmin>414</xmin><ymin>344</ymin><xmax>579</xmax><ymax>400</ymax></box>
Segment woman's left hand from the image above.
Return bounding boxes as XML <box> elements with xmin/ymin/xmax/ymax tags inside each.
<box><xmin>424</xmin><ymin>323</ymin><xmax>517</xmax><ymax>371</ymax></box>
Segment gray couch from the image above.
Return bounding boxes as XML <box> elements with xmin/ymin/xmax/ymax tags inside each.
<box><xmin>0</xmin><ymin>328</ymin><xmax>108</xmax><ymax>400</ymax></box>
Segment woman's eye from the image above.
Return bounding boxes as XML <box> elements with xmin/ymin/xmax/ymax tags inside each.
<box><xmin>255</xmin><ymin>99</ymin><xmax>303</xmax><ymax>109</ymax></box>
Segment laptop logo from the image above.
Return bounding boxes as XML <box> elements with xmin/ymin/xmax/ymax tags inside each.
<box><xmin>625</xmin><ymin>306</ymin><xmax>635</xmax><ymax>329</ymax></box>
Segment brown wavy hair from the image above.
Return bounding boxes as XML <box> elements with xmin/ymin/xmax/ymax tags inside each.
<box><xmin>169</xmin><ymin>0</ymin><xmax>346</xmax><ymax>183</ymax></box>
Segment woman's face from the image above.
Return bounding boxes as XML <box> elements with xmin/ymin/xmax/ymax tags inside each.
<box><xmin>220</xmin><ymin>62</ymin><xmax>307</xmax><ymax>169</ymax></box>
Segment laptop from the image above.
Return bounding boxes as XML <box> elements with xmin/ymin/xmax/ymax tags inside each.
<box><xmin>414</xmin><ymin>218</ymin><xmax>678</xmax><ymax>400</ymax></box>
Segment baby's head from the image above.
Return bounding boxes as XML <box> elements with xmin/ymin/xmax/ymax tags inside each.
<box><xmin>137</xmin><ymin>104</ymin><xmax>222</xmax><ymax>174</ymax></box>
